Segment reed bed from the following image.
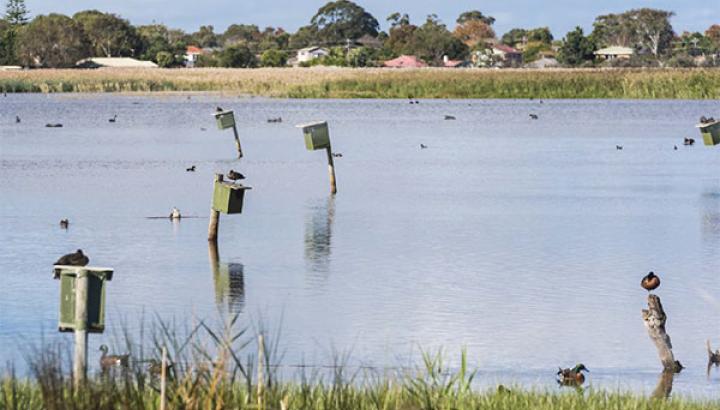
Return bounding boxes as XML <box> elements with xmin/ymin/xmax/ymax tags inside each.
<box><xmin>1</xmin><ymin>314</ymin><xmax>718</xmax><ymax>410</ymax></box>
<box><xmin>0</xmin><ymin>67</ymin><xmax>718</xmax><ymax>99</ymax></box>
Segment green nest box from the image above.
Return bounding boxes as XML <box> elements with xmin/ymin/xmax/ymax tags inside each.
<box><xmin>214</xmin><ymin>111</ymin><xmax>236</xmax><ymax>130</ymax></box>
<box><xmin>54</xmin><ymin>267</ymin><xmax>113</xmax><ymax>333</ymax></box>
<box><xmin>213</xmin><ymin>181</ymin><xmax>251</xmax><ymax>214</ymax></box>
<box><xmin>697</xmin><ymin>120</ymin><xmax>720</xmax><ymax>146</ymax></box>
<box><xmin>297</xmin><ymin>121</ymin><xmax>331</xmax><ymax>151</ymax></box>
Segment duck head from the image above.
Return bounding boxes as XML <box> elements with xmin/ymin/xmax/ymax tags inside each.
<box><xmin>573</xmin><ymin>364</ymin><xmax>589</xmax><ymax>373</ymax></box>
<box><xmin>98</xmin><ymin>344</ymin><xmax>109</xmax><ymax>354</ymax></box>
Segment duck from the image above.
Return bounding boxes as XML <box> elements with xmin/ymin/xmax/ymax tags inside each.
<box><xmin>108</xmin><ymin>115</ymin><xmax>117</xmax><ymax>123</ymax></box>
<box><xmin>529</xmin><ymin>114</ymin><xmax>539</xmax><ymax>120</ymax></box>
<box><xmin>200</xmin><ymin>127</ymin><xmax>207</xmax><ymax>131</ymax></box>
<box><xmin>227</xmin><ymin>169</ymin><xmax>245</xmax><ymax>181</ymax></box>
<box><xmin>59</xmin><ymin>219</ymin><xmax>69</xmax><ymax>229</ymax></box>
<box><xmin>54</xmin><ymin>249</ymin><xmax>89</xmax><ymax>267</ymax></box>
<box><xmin>683</xmin><ymin>137</ymin><xmax>695</xmax><ymax>146</ymax></box>
<box><xmin>267</xmin><ymin>117</ymin><xmax>282</xmax><ymax>123</ymax></box>
<box><xmin>216</xmin><ymin>106</ymin><xmax>224</xmax><ymax>112</ymax></box>
<box><xmin>45</xmin><ymin>123</ymin><xmax>63</xmax><ymax>128</ymax></box>
<box><xmin>99</xmin><ymin>345</ymin><xmax>129</xmax><ymax>372</ymax></box>
<box><xmin>15</xmin><ymin>115</ymin><xmax>20</xmax><ymax>123</ymax></box>
<box><xmin>708</xmin><ymin>340</ymin><xmax>720</xmax><ymax>366</ymax></box>
<box><xmin>169</xmin><ymin>207</ymin><xmax>181</xmax><ymax>219</ymax></box>
<box><xmin>332</xmin><ymin>152</ymin><xmax>343</xmax><ymax>158</ymax></box>
<box><xmin>557</xmin><ymin>364</ymin><xmax>588</xmax><ymax>386</ymax></box>
<box><xmin>641</xmin><ymin>271</ymin><xmax>660</xmax><ymax>292</ymax></box>
<box><xmin>186</xmin><ymin>165</ymin><xmax>196</xmax><ymax>172</ymax></box>
<box><xmin>616</xmin><ymin>145</ymin><xmax>623</xmax><ymax>150</ymax></box>
<box><xmin>420</xmin><ymin>144</ymin><xmax>428</xmax><ymax>149</ymax></box>
<box><xmin>444</xmin><ymin>115</ymin><xmax>456</xmax><ymax>120</ymax></box>
<box><xmin>674</xmin><ymin>145</ymin><xmax>678</xmax><ymax>150</ymax></box>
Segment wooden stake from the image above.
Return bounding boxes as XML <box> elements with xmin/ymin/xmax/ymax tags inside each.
<box><xmin>325</xmin><ymin>146</ymin><xmax>337</xmax><ymax>195</ymax></box>
<box><xmin>257</xmin><ymin>334</ymin><xmax>265</xmax><ymax>409</ymax></box>
<box><xmin>73</xmin><ymin>270</ymin><xmax>89</xmax><ymax>389</ymax></box>
<box><xmin>641</xmin><ymin>294</ymin><xmax>683</xmax><ymax>372</ymax></box>
<box><xmin>208</xmin><ymin>174</ymin><xmax>223</xmax><ymax>242</ymax></box>
<box><xmin>651</xmin><ymin>370</ymin><xmax>674</xmax><ymax>399</ymax></box>
<box><xmin>232</xmin><ymin>124</ymin><xmax>243</xmax><ymax>158</ymax></box>
<box><xmin>160</xmin><ymin>346</ymin><xmax>167</xmax><ymax>410</ymax></box>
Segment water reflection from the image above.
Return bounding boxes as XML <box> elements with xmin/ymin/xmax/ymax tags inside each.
<box><xmin>700</xmin><ymin>190</ymin><xmax>720</xmax><ymax>247</ymax></box>
<box><xmin>304</xmin><ymin>196</ymin><xmax>335</xmax><ymax>284</ymax></box>
<box><xmin>652</xmin><ymin>370</ymin><xmax>675</xmax><ymax>399</ymax></box>
<box><xmin>208</xmin><ymin>242</ymin><xmax>245</xmax><ymax>314</ymax></box>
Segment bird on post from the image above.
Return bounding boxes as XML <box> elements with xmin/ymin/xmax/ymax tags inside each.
<box><xmin>641</xmin><ymin>271</ymin><xmax>660</xmax><ymax>292</ymax></box>
<box><xmin>99</xmin><ymin>345</ymin><xmax>130</xmax><ymax>372</ymax></box>
<box><xmin>556</xmin><ymin>364</ymin><xmax>589</xmax><ymax>386</ymax></box>
<box><xmin>227</xmin><ymin>169</ymin><xmax>245</xmax><ymax>182</ymax></box>
<box><xmin>216</xmin><ymin>106</ymin><xmax>224</xmax><ymax>112</ymax></box>
<box><xmin>59</xmin><ymin>219</ymin><xmax>69</xmax><ymax>229</ymax></box>
<box><xmin>54</xmin><ymin>249</ymin><xmax>89</xmax><ymax>267</ymax></box>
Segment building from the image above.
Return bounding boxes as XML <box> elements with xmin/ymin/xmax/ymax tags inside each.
<box><xmin>185</xmin><ymin>45</ymin><xmax>206</xmax><ymax>68</ymax></box>
<box><xmin>354</xmin><ymin>34</ymin><xmax>383</xmax><ymax>49</ymax></box>
<box><xmin>443</xmin><ymin>55</ymin><xmax>466</xmax><ymax>68</ymax></box>
<box><xmin>491</xmin><ymin>44</ymin><xmax>523</xmax><ymax>67</ymax></box>
<box><xmin>524</xmin><ymin>57</ymin><xmax>560</xmax><ymax>69</ymax></box>
<box><xmin>383</xmin><ymin>55</ymin><xmax>428</xmax><ymax>68</ymax></box>
<box><xmin>296</xmin><ymin>46</ymin><xmax>330</xmax><ymax>63</ymax></box>
<box><xmin>76</xmin><ymin>57</ymin><xmax>158</xmax><ymax>68</ymax></box>
<box><xmin>594</xmin><ymin>46</ymin><xmax>634</xmax><ymax>60</ymax></box>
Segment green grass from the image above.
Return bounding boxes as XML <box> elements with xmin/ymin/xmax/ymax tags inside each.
<box><xmin>1</xmin><ymin>68</ymin><xmax>719</xmax><ymax>99</ymax></box>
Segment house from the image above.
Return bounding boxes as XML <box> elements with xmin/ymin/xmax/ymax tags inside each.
<box><xmin>383</xmin><ymin>55</ymin><xmax>428</xmax><ymax>68</ymax></box>
<box><xmin>296</xmin><ymin>46</ymin><xmax>329</xmax><ymax>63</ymax></box>
<box><xmin>354</xmin><ymin>34</ymin><xmax>383</xmax><ymax>49</ymax></box>
<box><xmin>525</xmin><ymin>57</ymin><xmax>560</xmax><ymax>69</ymax></box>
<box><xmin>594</xmin><ymin>46</ymin><xmax>634</xmax><ymax>60</ymax></box>
<box><xmin>185</xmin><ymin>45</ymin><xmax>206</xmax><ymax>68</ymax></box>
<box><xmin>76</xmin><ymin>57</ymin><xmax>158</xmax><ymax>68</ymax></box>
<box><xmin>491</xmin><ymin>44</ymin><xmax>522</xmax><ymax>67</ymax></box>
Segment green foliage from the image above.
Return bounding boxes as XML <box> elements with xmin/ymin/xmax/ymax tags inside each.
<box><xmin>288</xmin><ymin>25</ymin><xmax>318</xmax><ymax>49</ymax></box>
<box><xmin>217</xmin><ymin>44</ymin><xmax>257</xmax><ymax>68</ymax></box>
<box><xmin>136</xmin><ymin>24</ymin><xmax>187</xmax><ymax>63</ymax></box>
<box><xmin>191</xmin><ymin>25</ymin><xmax>218</xmax><ymax>48</ymax></box>
<box><xmin>501</xmin><ymin>28</ymin><xmax>527</xmax><ymax>46</ymax></box>
<box><xmin>502</xmin><ymin>27</ymin><xmax>553</xmax><ymax>48</ymax></box>
<box><xmin>413</xmin><ymin>14</ymin><xmax>468</xmax><ymax>65</ymax></box>
<box><xmin>17</xmin><ymin>13</ymin><xmax>89</xmax><ymax>68</ymax></box>
<box><xmin>73</xmin><ymin>10</ymin><xmax>140</xmax><ymax>57</ymax></box>
<box><xmin>456</xmin><ymin>10</ymin><xmax>494</xmax><ymax>25</ymax></box>
<box><xmin>5</xmin><ymin>0</ymin><xmax>28</xmax><ymax>26</ymax></box>
<box><xmin>591</xmin><ymin>8</ymin><xmax>674</xmax><ymax>57</ymax></box>
<box><xmin>307</xmin><ymin>0</ymin><xmax>379</xmax><ymax>45</ymax></box>
<box><xmin>155</xmin><ymin>51</ymin><xmax>174</xmax><ymax>67</ymax></box>
<box><xmin>522</xmin><ymin>41</ymin><xmax>552</xmax><ymax>63</ymax></box>
<box><xmin>558</xmin><ymin>26</ymin><xmax>596</xmax><ymax>66</ymax></box>
<box><xmin>260</xmin><ymin>49</ymin><xmax>288</xmax><ymax>67</ymax></box>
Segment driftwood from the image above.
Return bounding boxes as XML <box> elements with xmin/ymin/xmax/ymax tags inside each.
<box><xmin>641</xmin><ymin>294</ymin><xmax>683</xmax><ymax>372</ymax></box>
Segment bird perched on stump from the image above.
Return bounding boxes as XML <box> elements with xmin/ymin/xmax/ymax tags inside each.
<box><xmin>641</xmin><ymin>271</ymin><xmax>660</xmax><ymax>291</ymax></box>
<box><xmin>54</xmin><ymin>249</ymin><xmax>89</xmax><ymax>267</ymax></box>
<box><xmin>227</xmin><ymin>169</ymin><xmax>245</xmax><ymax>181</ymax></box>
<box><xmin>59</xmin><ymin>219</ymin><xmax>69</xmax><ymax>229</ymax></box>
<box><xmin>99</xmin><ymin>345</ymin><xmax>129</xmax><ymax>372</ymax></box>
<box><xmin>557</xmin><ymin>364</ymin><xmax>588</xmax><ymax>386</ymax></box>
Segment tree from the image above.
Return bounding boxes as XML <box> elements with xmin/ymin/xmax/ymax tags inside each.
<box><xmin>217</xmin><ymin>44</ymin><xmax>256</xmax><ymax>67</ymax></box>
<box><xmin>73</xmin><ymin>10</ymin><xmax>140</xmax><ymax>57</ymax></box>
<box><xmin>453</xmin><ymin>18</ymin><xmax>495</xmax><ymax>49</ymax></box>
<box><xmin>5</xmin><ymin>0</ymin><xmax>28</xmax><ymax>25</ymax></box>
<box><xmin>17</xmin><ymin>13</ymin><xmax>89</xmax><ymax>67</ymax></box>
<box><xmin>591</xmin><ymin>8</ymin><xmax>674</xmax><ymax>58</ymax></box>
<box><xmin>1</xmin><ymin>0</ymin><xmax>29</xmax><ymax>65</ymax></box>
<box><xmin>192</xmin><ymin>25</ymin><xmax>218</xmax><ymax>48</ymax></box>
<box><xmin>222</xmin><ymin>24</ymin><xmax>260</xmax><ymax>47</ymax></box>
<box><xmin>456</xmin><ymin>10</ymin><xmax>494</xmax><ymax>25</ymax></box>
<box><xmin>384</xmin><ymin>13</ymin><xmax>417</xmax><ymax>56</ymax></box>
<box><xmin>260</xmin><ymin>49</ymin><xmax>288</xmax><ymax>67</ymax></box>
<box><xmin>155</xmin><ymin>51</ymin><xmax>174</xmax><ymax>67</ymax></box>
<box><xmin>527</xmin><ymin>27</ymin><xmax>553</xmax><ymax>44</ymax></box>
<box><xmin>136</xmin><ymin>24</ymin><xmax>187</xmax><ymax>63</ymax></box>
<box><xmin>307</xmin><ymin>0</ymin><xmax>379</xmax><ymax>45</ymax></box>
<box><xmin>288</xmin><ymin>25</ymin><xmax>317</xmax><ymax>49</ymax></box>
<box><xmin>706</xmin><ymin>24</ymin><xmax>720</xmax><ymax>52</ymax></box>
<box><xmin>558</xmin><ymin>26</ymin><xmax>595</xmax><ymax>66</ymax></box>
<box><xmin>413</xmin><ymin>14</ymin><xmax>467</xmax><ymax>65</ymax></box>
<box><xmin>501</xmin><ymin>28</ymin><xmax>527</xmax><ymax>47</ymax></box>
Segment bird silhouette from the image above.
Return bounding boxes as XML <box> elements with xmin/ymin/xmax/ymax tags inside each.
<box><xmin>186</xmin><ymin>165</ymin><xmax>196</xmax><ymax>172</ymax></box>
<box><xmin>332</xmin><ymin>153</ymin><xmax>343</xmax><ymax>158</ymax></box>
<box><xmin>420</xmin><ymin>144</ymin><xmax>428</xmax><ymax>149</ymax></box>
<box><xmin>227</xmin><ymin>169</ymin><xmax>245</xmax><ymax>181</ymax></box>
<box><xmin>216</xmin><ymin>106</ymin><xmax>224</xmax><ymax>112</ymax></box>
<box><xmin>674</xmin><ymin>145</ymin><xmax>678</xmax><ymax>150</ymax></box>
<box><xmin>529</xmin><ymin>114</ymin><xmax>539</xmax><ymax>120</ymax></box>
<box><xmin>169</xmin><ymin>207</ymin><xmax>182</xmax><ymax>219</ymax></box>
<box><xmin>616</xmin><ymin>145</ymin><xmax>623</xmax><ymax>150</ymax></box>
<box><xmin>54</xmin><ymin>249</ymin><xmax>89</xmax><ymax>267</ymax></box>
<box><xmin>641</xmin><ymin>271</ymin><xmax>660</xmax><ymax>291</ymax></box>
<box><xmin>444</xmin><ymin>115</ymin><xmax>456</xmax><ymax>120</ymax></box>
<box><xmin>15</xmin><ymin>115</ymin><xmax>20</xmax><ymax>123</ymax></box>
<box><xmin>45</xmin><ymin>123</ymin><xmax>63</xmax><ymax>128</ymax></box>
<box><xmin>59</xmin><ymin>219</ymin><xmax>69</xmax><ymax>229</ymax></box>
<box><xmin>108</xmin><ymin>115</ymin><xmax>117</xmax><ymax>123</ymax></box>
<box><xmin>99</xmin><ymin>345</ymin><xmax>129</xmax><ymax>372</ymax></box>
<box><xmin>557</xmin><ymin>364</ymin><xmax>588</xmax><ymax>386</ymax></box>
<box><xmin>683</xmin><ymin>137</ymin><xmax>695</xmax><ymax>146</ymax></box>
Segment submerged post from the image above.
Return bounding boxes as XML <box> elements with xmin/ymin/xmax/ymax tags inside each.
<box><xmin>208</xmin><ymin>174</ymin><xmax>223</xmax><ymax>242</ymax></box>
<box><xmin>642</xmin><ymin>294</ymin><xmax>683</xmax><ymax>373</ymax></box>
<box><xmin>325</xmin><ymin>146</ymin><xmax>337</xmax><ymax>195</ymax></box>
<box><xmin>73</xmin><ymin>269</ymin><xmax>89</xmax><ymax>388</ymax></box>
<box><xmin>213</xmin><ymin>109</ymin><xmax>243</xmax><ymax>158</ymax></box>
<box><xmin>232</xmin><ymin>124</ymin><xmax>243</xmax><ymax>159</ymax></box>
<box><xmin>160</xmin><ymin>346</ymin><xmax>168</xmax><ymax>410</ymax></box>
<box><xmin>297</xmin><ymin>121</ymin><xmax>337</xmax><ymax>195</ymax></box>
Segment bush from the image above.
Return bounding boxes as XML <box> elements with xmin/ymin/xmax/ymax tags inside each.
<box><xmin>260</xmin><ymin>49</ymin><xmax>288</xmax><ymax>67</ymax></box>
<box><xmin>155</xmin><ymin>51</ymin><xmax>174</xmax><ymax>68</ymax></box>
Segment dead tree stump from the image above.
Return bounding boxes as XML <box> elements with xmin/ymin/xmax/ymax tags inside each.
<box><xmin>641</xmin><ymin>294</ymin><xmax>683</xmax><ymax>373</ymax></box>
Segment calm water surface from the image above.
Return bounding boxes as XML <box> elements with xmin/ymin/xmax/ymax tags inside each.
<box><xmin>1</xmin><ymin>95</ymin><xmax>719</xmax><ymax>398</ymax></box>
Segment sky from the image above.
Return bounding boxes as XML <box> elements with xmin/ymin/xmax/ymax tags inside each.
<box><xmin>20</xmin><ymin>0</ymin><xmax>719</xmax><ymax>38</ymax></box>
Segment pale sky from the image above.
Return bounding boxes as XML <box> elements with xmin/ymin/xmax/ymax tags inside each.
<box><xmin>20</xmin><ymin>0</ymin><xmax>719</xmax><ymax>37</ymax></box>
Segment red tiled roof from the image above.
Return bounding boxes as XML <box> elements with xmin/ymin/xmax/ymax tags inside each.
<box><xmin>493</xmin><ymin>44</ymin><xmax>520</xmax><ymax>54</ymax></box>
<box><xmin>186</xmin><ymin>46</ymin><xmax>203</xmax><ymax>54</ymax></box>
<box><xmin>383</xmin><ymin>55</ymin><xmax>428</xmax><ymax>68</ymax></box>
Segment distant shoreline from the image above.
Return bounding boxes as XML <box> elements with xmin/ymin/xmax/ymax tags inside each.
<box><xmin>1</xmin><ymin>67</ymin><xmax>718</xmax><ymax>99</ymax></box>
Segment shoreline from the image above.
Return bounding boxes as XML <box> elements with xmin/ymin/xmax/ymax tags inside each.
<box><xmin>1</xmin><ymin>67</ymin><xmax>718</xmax><ymax>99</ymax></box>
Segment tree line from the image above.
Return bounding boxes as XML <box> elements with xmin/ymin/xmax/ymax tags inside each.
<box><xmin>0</xmin><ymin>0</ymin><xmax>718</xmax><ymax>68</ymax></box>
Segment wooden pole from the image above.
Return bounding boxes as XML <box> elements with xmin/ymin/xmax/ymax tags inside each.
<box><xmin>160</xmin><ymin>346</ymin><xmax>167</xmax><ymax>410</ymax></box>
<box><xmin>325</xmin><ymin>146</ymin><xmax>337</xmax><ymax>195</ymax></box>
<box><xmin>641</xmin><ymin>294</ymin><xmax>683</xmax><ymax>372</ymax></box>
<box><xmin>257</xmin><ymin>334</ymin><xmax>265</xmax><ymax>409</ymax></box>
<box><xmin>208</xmin><ymin>174</ymin><xmax>222</xmax><ymax>242</ymax></box>
<box><xmin>232</xmin><ymin>124</ymin><xmax>243</xmax><ymax>159</ymax></box>
<box><xmin>73</xmin><ymin>269</ymin><xmax>89</xmax><ymax>389</ymax></box>
<box><xmin>651</xmin><ymin>370</ymin><xmax>675</xmax><ymax>399</ymax></box>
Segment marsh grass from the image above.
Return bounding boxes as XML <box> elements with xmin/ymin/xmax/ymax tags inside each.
<box><xmin>1</xmin><ymin>68</ymin><xmax>718</xmax><ymax>99</ymax></box>
<box><xmin>1</xmin><ymin>314</ymin><xmax>719</xmax><ymax>409</ymax></box>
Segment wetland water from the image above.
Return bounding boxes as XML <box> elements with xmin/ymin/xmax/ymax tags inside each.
<box><xmin>0</xmin><ymin>95</ymin><xmax>719</xmax><ymax>397</ymax></box>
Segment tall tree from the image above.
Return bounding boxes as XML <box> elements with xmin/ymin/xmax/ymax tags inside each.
<box><xmin>384</xmin><ymin>13</ymin><xmax>417</xmax><ymax>56</ymax></box>
<box><xmin>17</xmin><ymin>13</ymin><xmax>89</xmax><ymax>67</ymax></box>
<box><xmin>73</xmin><ymin>10</ymin><xmax>140</xmax><ymax>57</ymax></box>
<box><xmin>308</xmin><ymin>0</ymin><xmax>379</xmax><ymax>45</ymax></box>
<box><xmin>192</xmin><ymin>25</ymin><xmax>219</xmax><ymax>48</ymax></box>
<box><xmin>706</xmin><ymin>24</ymin><xmax>720</xmax><ymax>52</ymax></box>
<box><xmin>5</xmin><ymin>0</ymin><xmax>28</xmax><ymax>25</ymax></box>
<box><xmin>414</xmin><ymin>14</ymin><xmax>467</xmax><ymax>65</ymax></box>
<box><xmin>453</xmin><ymin>10</ymin><xmax>495</xmax><ymax>49</ymax></box>
<box><xmin>1</xmin><ymin>0</ymin><xmax>29</xmax><ymax>65</ymax></box>
<box><xmin>136</xmin><ymin>24</ymin><xmax>187</xmax><ymax>63</ymax></box>
<box><xmin>456</xmin><ymin>10</ymin><xmax>494</xmax><ymax>26</ymax></box>
<box><xmin>591</xmin><ymin>8</ymin><xmax>674</xmax><ymax>57</ymax></box>
<box><xmin>558</xmin><ymin>26</ymin><xmax>595</xmax><ymax>66</ymax></box>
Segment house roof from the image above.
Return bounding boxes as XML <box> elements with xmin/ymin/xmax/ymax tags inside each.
<box><xmin>443</xmin><ymin>59</ymin><xmax>464</xmax><ymax>68</ymax></box>
<box><xmin>594</xmin><ymin>46</ymin><xmax>634</xmax><ymax>56</ymax></box>
<box><xmin>492</xmin><ymin>44</ymin><xmax>520</xmax><ymax>54</ymax></box>
<box><xmin>298</xmin><ymin>46</ymin><xmax>328</xmax><ymax>54</ymax></box>
<box><xmin>77</xmin><ymin>57</ymin><xmax>158</xmax><ymax>68</ymax></box>
<box><xmin>383</xmin><ymin>55</ymin><xmax>428</xmax><ymax>68</ymax></box>
<box><xmin>525</xmin><ymin>57</ymin><xmax>559</xmax><ymax>68</ymax></box>
<box><xmin>355</xmin><ymin>34</ymin><xmax>383</xmax><ymax>48</ymax></box>
<box><xmin>186</xmin><ymin>46</ymin><xmax>204</xmax><ymax>54</ymax></box>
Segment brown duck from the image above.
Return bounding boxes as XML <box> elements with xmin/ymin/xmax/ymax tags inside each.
<box><xmin>641</xmin><ymin>272</ymin><xmax>660</xmax><ymax>291</ymax></box>
<box><xmin>557</xmin><ymin>364</ymin><xmax>588</xmax><ymax>386</ymax></box>
<box><xmin>54</xmin><ymin>249</ymin><xmax>89</xmax><ymax>266</ymax></box>
<box><xmin>99</xmin><ymin>344</ymin><xmax>129</xmax><ymax>372</ymax></box>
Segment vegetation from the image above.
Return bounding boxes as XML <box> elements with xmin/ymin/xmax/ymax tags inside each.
<box><xmin>0</xmin><ymin>68</ymin><xmax>718</xmax><ymax>99</ymax></box>
<box><xmin>1</xmin><ymin>316</ymin><xmax>718</xmax><ymax>410</ymax></box>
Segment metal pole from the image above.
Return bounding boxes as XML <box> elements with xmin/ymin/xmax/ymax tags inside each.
<box><xmin>74</xmin><ymin>269</ymin><xmax>89</xmax><ymax>389</ymax></box>
<box><xmin>325</xmin><ymin>146</ymin><xmax>337</xmax><ymax>195</ymax></box>
<box><xmin>160</xmin><ymin>346</ymin><xmax>167</xmax><ymax>410</ymax></box>
<box><xmin>232</xmin><ymin>124</ymin><xmax>243</xmax><ymax>159</ymax></box>
<box><xmin>208</xmin><ymin>174</ymin><xmax>223</xmax><ymax>242</ymax></box>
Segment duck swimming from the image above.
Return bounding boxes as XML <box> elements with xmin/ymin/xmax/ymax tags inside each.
<box><xmin>186</xmin><ymin>165</ymin><xmax>196</xmax><ymax>172</ymax></box>
<box><xmin>99</xmin><ymin>344</ymin><xmax>129</xmax><ymax>372</ymax></box>
<box><xmin>529</xmin><ymin>114</ymin><xmax>539</xmax><ymax>120</ymax></box>
<box><xmin>557</xmin><ymin>364</ymin><xmax>588</xmax><ymax>386</ymax></box>
<box><xmin>54</xmin><ymin>249</ymin><xmax>89</xmax><ymax>267</ymax></box>
<box><xmin>59</xmin><ymin>219</ymin><xmax>69</xmax><ymax>229</ymax></box>
<box><xmin>108</xmin><ymin>115</ymin><xmax>117</xmax><ymax>123</ymax></box>
<box><xmin>420</xmin><ymin>144</ymin><xmax>428</xmax><ymax>149</ymax></box>
<box><xmin>169</xmin><ymin>207</ymin><xmax>181</xmax><ymax>219</ymax></box>
<box><xmin>444</xmin><ymin>115</ymin><xmax>456</xmax><ymax>120</ymax></box>
<box><xmin>641</xmin><ymin>271</ymin><xmax>660</xmax><ymax>291</ymax></box>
